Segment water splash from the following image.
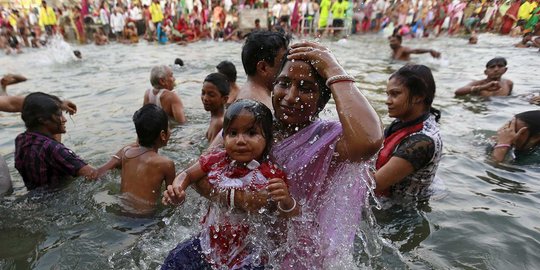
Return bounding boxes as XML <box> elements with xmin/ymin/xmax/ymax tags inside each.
<box><xmin>37</xmin><ymin>35</ymin><xmax>80</xmax><ymax>65</ymax></box>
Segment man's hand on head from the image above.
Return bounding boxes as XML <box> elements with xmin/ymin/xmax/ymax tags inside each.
<box><xmin>61</xmin><ymin>100</ymin><xmax>77</xmax><ymax>115</ymax></box>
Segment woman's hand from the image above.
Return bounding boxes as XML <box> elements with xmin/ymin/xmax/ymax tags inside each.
<box><xmin>267</xmin><ymin>178</ymin><xmax>299</xmax><ymax>216</ymax></box>
<box><xmin>288</xmin><ymin>41</ymin><xmax>347</xmax><ymax>79</ymax></box>
<box><xmin>496</xmin><ymin>118</ymin><xmax>527</xmax><ymax>145</ymax></box>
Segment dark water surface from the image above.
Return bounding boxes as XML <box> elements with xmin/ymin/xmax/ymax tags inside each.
<box><xmin>1</xmin><ymin>34</ymin><xmax>539</xmax><ymax>269</ymax></box>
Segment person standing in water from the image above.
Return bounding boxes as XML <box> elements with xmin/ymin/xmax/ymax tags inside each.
<box><xmin>455</xmin><ymin>57</ymin><xmax>513</xmax><ymax>97</ymax></box>
<box><xmin>143</xmin><ymin>65</ymin><xmax>187</xmax><ymax>124</ymax></box>
<box><xmin>492</xmin><ymin>110</ymin><xmax>540</xmax><ymax>164</ymax></box>
<box><xmin>374</xmin><ymin>64</ymin><xmax>443</xmax><ymax>200</ymax></box>
<box><xmin>102</xmin><ymin>104</ymin><xmax>175</xmax><ymax>215</ymax></box>
<box><xmin>201</xmin><ymin>73</ymin><xmax>230</xmax><ymax>142</ymax></box>
<box><xmin>216</xmin><ymin>60</ymin><xmax>240</xmax><ymax>106</ymax></box>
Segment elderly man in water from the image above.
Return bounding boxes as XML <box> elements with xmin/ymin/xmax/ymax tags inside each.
<box><xmin>388</xmin><ymin>34</ymin><xmax>441</xmax><ymax>61</ymax></box>
<box><xmin>143</xmin><ymin>65</ymin><xmax>186</xmax><ymax>124</ymax></box>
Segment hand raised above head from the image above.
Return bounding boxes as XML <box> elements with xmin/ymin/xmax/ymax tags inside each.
<box><xmin>430</xmin><ymin>50</ymin><xmax>441</xmax><ymax>58</ymax></box>
<box><xmin>61</xmin><ymin>100</ymin><xmax>77</xmax><ymax>115</ymax></box>
<box><xmin>288</xmin><ymin>41</ymin><xmax>347</xmax><ymax>79</ymax></box>
<box><xmin>497</xmin><ymin>118</ymin><xmax>527</xmax><ymax>145</ymax></box>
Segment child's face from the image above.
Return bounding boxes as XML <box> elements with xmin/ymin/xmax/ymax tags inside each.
<box><xmin>224</xmin><ymin>111</ymin><xmax>266</xmax><ymax>163</ymax></box>
<box><xmin>201</xmin><ymin>81</ymin><xmax>227</xmax><ymax>112</ymax></box>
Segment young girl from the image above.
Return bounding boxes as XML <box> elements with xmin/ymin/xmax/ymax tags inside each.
<box><xmin>162</xmin><ymin>99</ymin><xmax>298</xmax><ymax>270</ymax></box>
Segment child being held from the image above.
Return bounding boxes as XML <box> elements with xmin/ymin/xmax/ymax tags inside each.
<box><xmin>105</xmin><ymin>104</ymin><xmax>175</xmax><ymax>215</ymax></box>
<box><xmin>162</xmin><ymin>99</ymin><xmax>298</xmax><ymax>270</ymax></box>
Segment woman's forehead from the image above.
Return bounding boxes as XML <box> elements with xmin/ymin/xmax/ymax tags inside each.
<box><xmin>280</xmin><ymin>60</ymin><xmax>315</xmax><ymax>78</ymax></box>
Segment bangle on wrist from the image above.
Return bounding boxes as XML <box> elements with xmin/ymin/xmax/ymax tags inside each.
<box><xmin>326</xmin><ymin>74</ymin><xmax>355</xmax><ymax>88</ymax></box>
<box><xmin>277</xmin><ymin>197</ymin><xmax>296</xmax><ymax>213</ymax></box>
<box><xmin>494</xmin><ymin>143</ymin><xmax>512</xmax><ymax>149</ymax></box>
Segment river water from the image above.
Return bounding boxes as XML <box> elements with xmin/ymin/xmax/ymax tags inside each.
<box><xmin>1</xmin><ymin>34</ymin><xmax>539</xmax><ymax>269</ymax></box>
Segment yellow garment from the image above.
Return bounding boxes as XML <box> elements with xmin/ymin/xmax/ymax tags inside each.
<box><xmin>149</xmin><ymin>2</ymin><xmax>164</xmax><ymax>23</ymax></box>
<box><xmin>39</xmin><ymin>6</ymin><xmax>57</xmax><ymax>26</ymax></box>
<box><xmin>8</xmin><ymin>14</ymin><xmax>18</xmax><ymax>28</ymax></box>
<box><xmin>331</xmin><ymin>0</ymin><xmax>348</xmax><ymax>20</ymax></box>
<box><xmin>518</xmin><ymin>1</ymin><xmax>535</xmax><ymax>20</ymax></box>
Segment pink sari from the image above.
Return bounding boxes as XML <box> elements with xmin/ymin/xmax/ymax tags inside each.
<box><xmin>272</xmin><ymin>120</ymin><xmax>371</xmax><ymax>269</ymax></box>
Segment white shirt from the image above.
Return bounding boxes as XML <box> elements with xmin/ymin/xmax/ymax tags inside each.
<box><xmin>100</xmin><ymin>8</ymin><xmax>109</xmax><ymax>25</ymax></box>
<box><xmin>110</xmin><ymin>12</ymin><xmax>125</xmax><ymax>32</ymax></box>
<box><xmin>130</xmin><ymin>6</ymin><xmax>142</xmax><ymax>20</ymax></box>
<box><xmin>272</xmin><ymin>3</ymin><xmax>281</xmax><ymax>17</ymax></box>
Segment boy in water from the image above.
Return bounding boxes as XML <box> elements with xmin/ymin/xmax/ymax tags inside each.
<box><xmin>201</xmin><ymin>73</ymin><xmax>229</xmax><ymax>142</ymax></box>
<box><xmin>104</xmin><ymin>104</ymin><xmax>175</xmax><ymax>215</ymax></box>
<box><xmin>455</xmin><ymin>57</ymin><xmax>514</xmax><ymax>97</ymax></box>
<box><xmin>15</xmin><ymin>92</ymin><xmax>106</xmax><ymax>190</ymax></box>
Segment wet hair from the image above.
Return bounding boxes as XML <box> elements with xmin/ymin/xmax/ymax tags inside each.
<box><xmin>73</xmin><ymin>50</ymin><xmax>82</xmax><ymax>59</ymax></box>
<box><xmin>277</xmin><ymin>50</ymin><xmax>332</xmax><ymax>115</ymax></box>
<box><xmin>21</xmin><ymin>92</ymin><xmax>62</xmax><ymax>129</ymax></box>
<box><xmin>389</xmin><ymin>64</ymin><xmax>441</xmax><ymax>122</ymax></box>
<box><xmin>174</xmin><ymin>58</ymin><xmax>184</xmax><ymax>66</ymax></box>
<box><xmin>133</xmin><ymin>104</ymin><xmax>169</xmax><ymax>147</ymax></box>
<box><xmin>486</xmin><ymin>57</ymin><xmax>507</xmax><ymax>68</ymax></box>
<box><xmin>204</xmin><ymin>72</ymin><xmax>230</xmax><ymax>96</ymax></box>
<box><xmin>150</xmin><ymin>65</ymin><xmax>170</xmax><ymax>88</ymax></box>
<box><xmin>222</xmin><ymin>99</ymin><xmax>273</xmax><ymax>160</ymax></box>
<box><xmin>216</xmin><ymin>60</ymin><xmax>237</xmax><ymax>82</ymax></box>
<box><xmin>241</xmin><ymin>31</ymin><xmax>290</xmax><ymax>76</ymax></box>
<box><xmin>515</xmin><ymin>110</ymin><xmax>540</xmax><ymax>136</ymax></box>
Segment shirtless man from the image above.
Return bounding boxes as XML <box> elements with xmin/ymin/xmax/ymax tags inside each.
<box><xmin>102</xmin><ymin>104</ymin><xmax>175</xmax><ymax>215</ymax></box>
<box><xmin>143</xmin><ymin>65</ymin><xmax>187</xmax><ymax>124</ymax></box>
<box><xmin>455</xmin><ymin>57</ymin><xmax>514</xmax><ymax>97</ymax></box>
<box><xmin>93</xmin><ymin>28</ymin><xmax>109</xmax><ymax>45</ymax></box>
<box><xmin>236</xmin><ymin>31</ymin><xmax>290</xmax><ymax>109</ymax></box>
<box><xmin>216</xmin><ymin>60</ymin><xmax>240</xmax><ymax>106</ymax></box>
<box><xmin>201</xmin><ymin>73</ymin><xmax>229</xmax><ymax>142</ymax></box>
<box><xmin>388</xmin><ymin>34</ymin><xmax>441</xmax><ymax>61</ymax></box>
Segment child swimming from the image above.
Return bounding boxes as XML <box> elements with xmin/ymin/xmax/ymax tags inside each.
<box><xmin>162</xmin><ymin>99</ymin><xmax>298</xmax><ymax>269</ymax></box>
<box><xmin>201</xmin><ymin>72</ymin><xmax>229</xmax><ymax>142</ymax></box>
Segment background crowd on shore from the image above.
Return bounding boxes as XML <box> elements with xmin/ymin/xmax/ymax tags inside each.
<box><xmin>1</xmin><ymin>0</ymin><xmax>540</xmax><ymax>52</ymax></box>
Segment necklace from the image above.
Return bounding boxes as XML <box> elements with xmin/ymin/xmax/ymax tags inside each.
<box><xmin>124</xmin><ymin>146</ymin><xmax>155</xmax><ymax>159</ymax></box>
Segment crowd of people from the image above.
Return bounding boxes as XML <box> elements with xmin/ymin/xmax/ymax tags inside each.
<box><xmin>1</xmin><ymin>24</ymin><xmax>539</xmax><ymax>267</ymax></box>
<box><xmin>2</xmin><ymin>0</ymin><xmax>540</xmax><ymax>52</ymax></box>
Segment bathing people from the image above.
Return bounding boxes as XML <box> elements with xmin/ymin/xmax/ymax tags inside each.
<box><xmin>216</xmin><ymin>60</ymin><xmax>240</xmax><ymax>106</ymax></box>
<box><xmin>171</xmin><ymin>41</ymin><xmax>383</xmax><ymax>268</ymax></box>
<box><xmin>14</xmin><ymin>92</ymin><xmax>109</xmax><ymax>190</ymax></box>
<box><xmin>143</xmin><ymin>65</ymin><xmax>187</xmax><ymax>124</ymax></box>
<box><xmin>389</xmin><ymin>34</ymin><xmax>441</xmax><ymax>61</ymax></box>
<box><xmin>455</xmin><ymin>57</ymin><xmax>513</xmax><ymax>97</ymax></box>
<box><xmin>491</xmin><ymin>110</ymin><xmax>540</xmax><ymax>163</ymax></box>
<box><xmin>162</xmin><ymin>99</ymin><xmax>296</xmax><ymax>269</ymax></box>
<box><xmin>93</xmin><ymin>28</ymin><xmax>109</xmax><ymax>45</ymax></box>
<box><xmin>374</xmin><ymin>64</ymin><xmax>443</xmax><ymax>200</ymax></box>
<box><xmin>102</xmin><ymin>104</ymin><xmax>175</xmax><ymax>215</ymax></box>
<box><xmin>201</xmin><ymin>73</ymin><xmax>229</xmax><ymax>142</ymax></box>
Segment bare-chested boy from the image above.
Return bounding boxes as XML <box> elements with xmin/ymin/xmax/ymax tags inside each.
<box><xmin>201</xmin><ymin>73</ymin><xmax>229</xmax><ymax>142</ymax></box>
<box><xmin>388</xmin><ymin>34</ymin><xmax>441</xmax><ymax>61</ymax></box>
<box><xmin>104</xmin><ymin>104</ymin><xmax>175</xmax><ymax>215</ymax></box>
<box><xmin>455</xmin><ymin>57</ymin><xmax>514</xmax><ymax>97</ymax></box>
<box><xmin>143</xmin><ymin>65</ymin><xmax>187</xmax><ymax>124</ymax></box>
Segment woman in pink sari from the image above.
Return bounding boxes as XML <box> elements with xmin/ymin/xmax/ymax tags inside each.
<box><xmin>164</xmin><ymin>41</ymin><xmax>383</xmax><ymax>269</ymax></box>
<box><xmin>501</xmin><ymin>0</ymin><xmax>520</xmax><ymax>34</ymax></box>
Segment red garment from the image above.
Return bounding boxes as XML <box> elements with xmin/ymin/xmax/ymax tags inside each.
<box><xmin>501</xmin><ymin>2</ymin><xmax>520</xmax><ymax>34</ymax></box>
<box><xmin>375</xmin><ymin>121</ymin><xmax>424</xmax><ymax>196</ymax></box>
